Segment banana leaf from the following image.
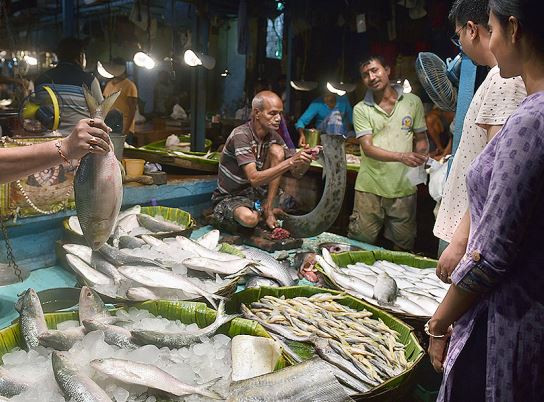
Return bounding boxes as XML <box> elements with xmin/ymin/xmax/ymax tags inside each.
<box><xmin>228</xmin><ymin>286</ymin><xmax>425</xmax><ymax>402</ymax></box>
<box><xmin>332</xmin><ymin>250</ymin><xmax>437</xmax><ymax>269</ymax></box>
<box><xmin>218</xmin><ymin>243</ymin><xmax>246</xmax><ymax>258</ymax></box>
<box><xmin>0</xmin><ymin>300</ymin><xmax>286</xmax><ymax>371</ymax></box>
<box><xmin>140</xmin><ymin>135</ymin><xmax>212</xmax><ymax>153</ymax></box>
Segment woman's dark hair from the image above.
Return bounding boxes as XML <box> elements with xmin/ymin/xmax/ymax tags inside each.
<box><xmin>489</xmin><ymin>0</ymin><xmax>544</xmax><ymax>47</ymax></box>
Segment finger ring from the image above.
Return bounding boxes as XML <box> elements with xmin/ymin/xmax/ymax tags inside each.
<box><xmin>89</xmin><ymin>119</ymin><xmax>95</xmax><ymax>127</ymax></box>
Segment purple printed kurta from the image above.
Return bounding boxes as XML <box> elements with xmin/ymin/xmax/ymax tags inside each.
<box><xmin>439</xmin><ymin>92</ymin><xmax>544</xmax><ymax>401</ymax></box>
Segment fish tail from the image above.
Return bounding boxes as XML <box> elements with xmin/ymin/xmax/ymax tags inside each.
<box><xmin>83</xmin><ymin>83</ymin><xmax>120</xmax><ymax>119</ymax></box>
<box><xmin>196</xmin><ymin>377</ymin><xmax>223</xmax><ymax>399</ymax></box>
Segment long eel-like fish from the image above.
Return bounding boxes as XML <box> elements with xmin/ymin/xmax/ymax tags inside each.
<box><xmin>282</xmin><ymin>134</ymin><xmax>347</xmax><ymax>238</ymax></box>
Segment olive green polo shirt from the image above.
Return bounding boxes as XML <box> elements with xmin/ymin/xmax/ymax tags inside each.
<box><xmin>353</xmin><ymin>85</ymin><xmax>427</xmax><ymax>198</ymax></box>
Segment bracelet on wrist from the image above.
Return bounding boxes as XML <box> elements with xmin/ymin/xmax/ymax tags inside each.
<box><xmin>424</xmin><ymin>319</ymin><xmax>451</xmax><ymax>339</ymax></box>
<box><xmin>55</xmin><ymin>139</ymin><xmax>73</xmax><ymax>168</ymax></box>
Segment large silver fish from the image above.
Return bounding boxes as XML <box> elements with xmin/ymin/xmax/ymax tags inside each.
<box><xmin>282</xmin><ymin>134</ymin><xmax>346</xmax><ymax>238</ymax></box>
<box><xmin>90</xmin><ymin>358</ymin><xmax>222</xmax><ymax>399</ymax></box>
<box><xmin>52</xmin><ymin>351</ymin><xmax>112</xmax><ymax>402</ymax></box>
<box><xmin>240</xmin><ymin>247</ymin><xmax>294</xmax><ymax>287</ymax></box>
<box><xmin>15</xmin><ymin>288</ymin><xmax>48</xmax><ymax>349</ymax></box>
<box><xmin>75</xmin><ymin>87</ymin><xmax>122</xmax><ymax>250</ymax></box>
<box><xmin>131</xmin><ymin>300</ymin><xmax>239</xmax><ymax>348</ymax></box>
<box><xmin>227</xmin><ymin>357</ymin><xmax>354</xmax><ymax>402</ymax></box>
<box><xmin>38</xmin><ymin>326</ymin><xmax>86</xmax><ymax>351</ymax></box>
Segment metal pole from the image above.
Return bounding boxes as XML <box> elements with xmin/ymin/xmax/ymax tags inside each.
<box><xmin>62</xmin><ymin>0</ymin><xmax>75</xmax><ymax>37</ymax></box>
<box><xmin>190</xmin><ymin>7</ymin><xmax>207</xmax><ymax>153</ymax></box>
<box><xmin>285</xmin><ymin>9</ymin><xmax>293</xmax><ymax>114</ymax></box>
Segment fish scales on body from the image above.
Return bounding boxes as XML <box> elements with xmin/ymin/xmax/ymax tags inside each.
<box><xmin>16</xmin><ymin>288</ymin><xmax>48</xmax><ymax>350</ymax></box>
<box><xmin>90</xmin><ymin>358</ymin><xmax>222</xmax><ymax>399</ymax></box>
<box><xmin>76</xmin><ymin>87</ymin><xmax>122</xmax><ymax>250</ymax></box>
<box><xmin>227</xmin><ymin>357</ymin><xmax>354</xmax><ymax>402</ymax></box>
<box><xmin>52</xmin><ymin>351</ymin><xmax>112</xmax><ymax>402</ymax></box>
<box><xmin>240</xmin><ymin>247</ymin><xmax>294</xmax><ymax>287</ymax></box>
<box><xmin>0</xmin><ymin>367</ymin><xmax>30</xmax><ymax>397</ymax></box>
<box><xmin>282</xmin><ymin>135</ymin><xmax>347</xmax><ymax>238</ymax></box>
<box><xmin>132</xmin><ymin>301</ymin><xmax>239</xmax><ymax>348</ymax></box>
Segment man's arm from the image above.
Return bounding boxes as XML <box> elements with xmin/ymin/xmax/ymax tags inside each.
<box><xmin>360</xmin><ymin>135</ymin><xmax>427</xmax><ymax>167</ymax></box>
<box><xmin>242</xmin><ymin>150</ymin><xmax>313</xmax><ymax>187</ymax></box>
<box><xmin>414</xmin><ymin>130</ymin><xmax>429</xmax><ymax>154</ymax></box>
<box><xmin>125</xmin><ymin>97</ymin><xmax>138</xmax><ymax>134</ymax></box>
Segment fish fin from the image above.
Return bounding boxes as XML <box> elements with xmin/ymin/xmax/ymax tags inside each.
<box><xmin>196</xmin><ymin>377</ymin><xmax>223</xmax><ymax>400</ymax></box>
<box><xmin>99</xmin><ymin>90</ymin><xmax>121</xmax><ymax>117</ymax></box>
<box><xmin>83</xmin><ymin>84</ymin><xmax>98</xmax><ymax>117</ymax></box>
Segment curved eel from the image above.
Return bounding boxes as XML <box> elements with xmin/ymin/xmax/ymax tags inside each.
<box><xmin>282</xmin><ymin>134</ymin><xmax>347</xmax><ymax>238</ymax></box>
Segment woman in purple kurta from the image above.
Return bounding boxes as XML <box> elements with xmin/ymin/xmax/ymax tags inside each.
<box><xmin>428</xmin><ymin>1</ymin><xmax>544</xmax><ymax>401</ymax></box>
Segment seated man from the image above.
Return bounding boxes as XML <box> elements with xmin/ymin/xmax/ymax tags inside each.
<box><xmin>212</xmin><ymin>91</ymin><xmax>317</xmax><ymax>231</ymax></box>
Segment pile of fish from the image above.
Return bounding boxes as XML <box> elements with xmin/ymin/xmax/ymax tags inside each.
<box><xmin>317</xmin><ymin>249</ymin><xmax>448</xmax><ymax>317</ymax></box>
<box><xmin>65</xmin><ymin>205</ymin><xmax>298</xmax><ymax>303</ymax></box>
<box><xmin>4</xmin><ymin>286</ymin><xmax>239</xmax><ymax>401</ymax></box>
<box><xmin>241</xmin><ymin>293</ymin><xmax>410</xmax><ymax>394</ymax></box>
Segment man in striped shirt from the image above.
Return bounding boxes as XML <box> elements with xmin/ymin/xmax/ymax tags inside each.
<box><xmin>212</xmin><ymin>91</ymin><xmax>317</xmax><ymax>230</ymax></box>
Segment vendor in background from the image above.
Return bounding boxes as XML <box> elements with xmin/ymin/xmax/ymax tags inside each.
<box><xmin>212</xmin><ymin>91</ymin><xmax>318</xmax><ymax>231</ymax></box>
<box><xmin>425</xmin><ymin>105</ymin><xmax>454</xmax><ymax>160</ymax></box>
<box><xmin>103</xmin><ymin>58</ymin><xmax>138</xmax><ymax>145</ymax></box>
<box><xmin>35</xmin><ymin>37</ymin><xmax>103</xmax><ymax>135</ymax></box>
<box><xmin>295</xmin><ymin>90</ymin><xmax>353</xmax><ymax>146</ymax></box>
<box><xmin>0</xmin><ymin>118</ymin><xmax>111</xmax><ymax>184</ymax></box>
<box><xmin>348</xmin><ymin>55</ymin><xmax>428</xmax><ymax>252</ymax></box>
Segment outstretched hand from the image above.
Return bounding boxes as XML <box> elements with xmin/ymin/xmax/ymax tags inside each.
<box><xmin>62</xmin><ymin>118</ymin><xmax>112</xmax><ymax>160</ymax></box>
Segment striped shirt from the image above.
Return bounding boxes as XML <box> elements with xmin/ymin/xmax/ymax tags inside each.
<box><xmin>35</xmin><ymin>62</ymin><xmax>103</xmax><ymax>135</ymax></box>
<box><xmin>212</xmin><ymin>122</ymin><xmax>293</xmax><ymax>203</ymax></box>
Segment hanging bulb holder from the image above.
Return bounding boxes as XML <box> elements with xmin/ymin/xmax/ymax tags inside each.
<box><xmin>183</xmin><ymin>49</ymin><xmax>216</xmax><ymax>70</ymax></box>
<box><xmin>327</xmin><ymin>81</ymin><xmax>356</xmax><ymax>95</ymax></box>
<box><xmin>290</xmin><ymin>80</ymin><xmax>318</xmax><ymax>91</ymax></box>
<box><xmin>97</xmin><ymin>61</ymin><xmax>114</xmax><ymax>78</ymax></box>
<box><xmin>133</xmin><ymin>51</ymin><xmax>155</xmax><ymax>69</ymax></box>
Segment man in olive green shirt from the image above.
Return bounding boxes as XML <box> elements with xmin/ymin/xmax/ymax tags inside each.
<box><xmin>348</xmin><ymin>55</ymin><xmax>428</xmax><ymax>251</ymax></box>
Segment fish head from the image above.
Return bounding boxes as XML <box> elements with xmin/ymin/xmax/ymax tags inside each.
<box><xmin>83</xmin><ymin>220</ymin><xmax>114</xmax><ymax>250</ymax></box>
<box><xmin>52</xmin><ymin>351</ymin><xmax>72</xmax><ymax>371</ymax></box>
<box><xmin>89</xmin><ymin>358</ymin><xmax>111</xmax><ymax>374</ymax></box>
<box><xmin>78</xmin><ymin>286</ymin><xmax>106</xmax><ymax>314</ymax></box>
<box><xmin>17</xmin><ymin>288</ymin><xmax>41</xmax><ymax>315</ymax></box>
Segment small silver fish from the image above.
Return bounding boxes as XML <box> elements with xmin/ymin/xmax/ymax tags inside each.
<box><xmin>136</xmin><ymin>213</ymin><xmax>186</xmax><ymax>233</ymax></box>
<box><xmin>240</xmin><ymin>247</ymin><xmax>294</xmax><ymax>287</ymax></box>
<box><xmin>373</xmin><ymin>272</ymin><xmax>398</xmax><ymax>304</ymax></box>
<box><xmin>16</xmin><ymin>288</ymin><xmax>48</xmax><ymax>350</ymax></box>
<box><xmin>246</xmin><ymin>276</ymin><xmax>280</xmax><ymax>288</ymax></box>
<box><xmin>0</xmin><ymin>367</ymin><xmax>30</xmax><ymax>397</ymax></box>
<box><xmin>90</xmin><ymin>358</ymin><xmax>222</xmax><ymax>399</ymax></box>
<box><xmin>38</xmin><ymin>326</ymin><xmax>86</xmax><ymax>351</ymax></box>
<box><xmin>52</xmin><ymin>351</ymin><xmax>112</xmax><ymax>401</ymax></box>
<box><xmin>131</xmin><ymin>300</ymin><xmax>239</xmax><ymax>348</ymax></box>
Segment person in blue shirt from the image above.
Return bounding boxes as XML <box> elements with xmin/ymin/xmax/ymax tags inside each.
<box><xmin>295</xmin><ymin>91</ymin><xmax>353</xmax><ymax>146</ymax></box>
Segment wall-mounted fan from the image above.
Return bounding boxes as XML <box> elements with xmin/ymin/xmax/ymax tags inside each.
<box><xmin>416</xmin><ymin>52</ymin><xmax>461</xmax><ymax>112</ymax></box>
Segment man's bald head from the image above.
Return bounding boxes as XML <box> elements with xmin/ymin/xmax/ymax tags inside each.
<box><xmin>252</xmin><ymin>90</ymin><xmax>282</xmax><ymax>112</ymax></box>
<box><xmin>251</xmin><ymin>90</ymin><xmax>283</xmax><ymax>134</ymax></box>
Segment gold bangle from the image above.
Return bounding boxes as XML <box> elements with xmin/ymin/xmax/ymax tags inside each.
<box><xmin>424</xmin><ymin>319</ymin><xmax>451</xmax><ymax>338</ymax></box>
<box><xmin>55</xmin><ymin>139</ymin><xmax>73</xmax><ymax>168</ymax></box>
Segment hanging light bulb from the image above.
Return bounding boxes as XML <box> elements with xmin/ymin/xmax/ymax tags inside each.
<box><xmin>403</xmin><ymin>79</ymin><xmax>412</xmax><ymax>93</ymax></box>
<box><xmin>220</xmin><ymin>68</ymin><xmax>230</xmax><ymax>77</ymax></box>
<box><xmin>133</xmin><ymin>51</ymin><xmax>155</xmax><ymax>69</ymax></box>
<box><xmin>326</xmin><ymin>82</ymin><xmax>346</xmax><ymax>97</ymax></box>
<box><xmin>23</xmin><ymin>55</ymin><xmax>38</xmax><ymax>66</ymax></box>
<box><xmin>290</xmin><ymin>80</ymin><xmax>318</xmax><ymax>91</ymax></box>
<box><xmin>183</xmin><ymin>49</ymin><xmax>216</xmax><ymax>70</ymax></box>
<box><xmin>96</xmin><ymin>61</ymin><xmax>114</xmax><ymax>79</ymax></box>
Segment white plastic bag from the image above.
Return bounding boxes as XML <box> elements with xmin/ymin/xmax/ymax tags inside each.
<box><xmin>428</xmin><ymin>159</ymin><xmax>448</xmax><ymax>202</ymax></box>
<box><xmin>170</xmin><ymin>104</ymin><xmax>187</xmax><ymax>120</ymax></box>
<box><xmin>405</xmin><ymin>165</ymin><xmax>428</xmax><ymax>186</ymax></box>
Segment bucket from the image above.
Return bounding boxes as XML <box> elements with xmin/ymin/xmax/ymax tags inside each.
<box><xmin>304</xmin><ymin>129</ymin><xmax>320</xmax><ymax>148</ymax></box>
<box><xmin>109</xmin><ymin>133</ymin><xmax>126</xmax><ymax>161</ymax></box>
<box><xmin>123</xmin><ymin>158</ymin><xmax>145</xmax><ymax>176</ymax></box>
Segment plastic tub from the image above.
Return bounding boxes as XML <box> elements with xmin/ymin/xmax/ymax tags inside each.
<box><xmin>123</xmin><ymin>158</ymin><xmax>145</xmax><ymax>176</ymax></box>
